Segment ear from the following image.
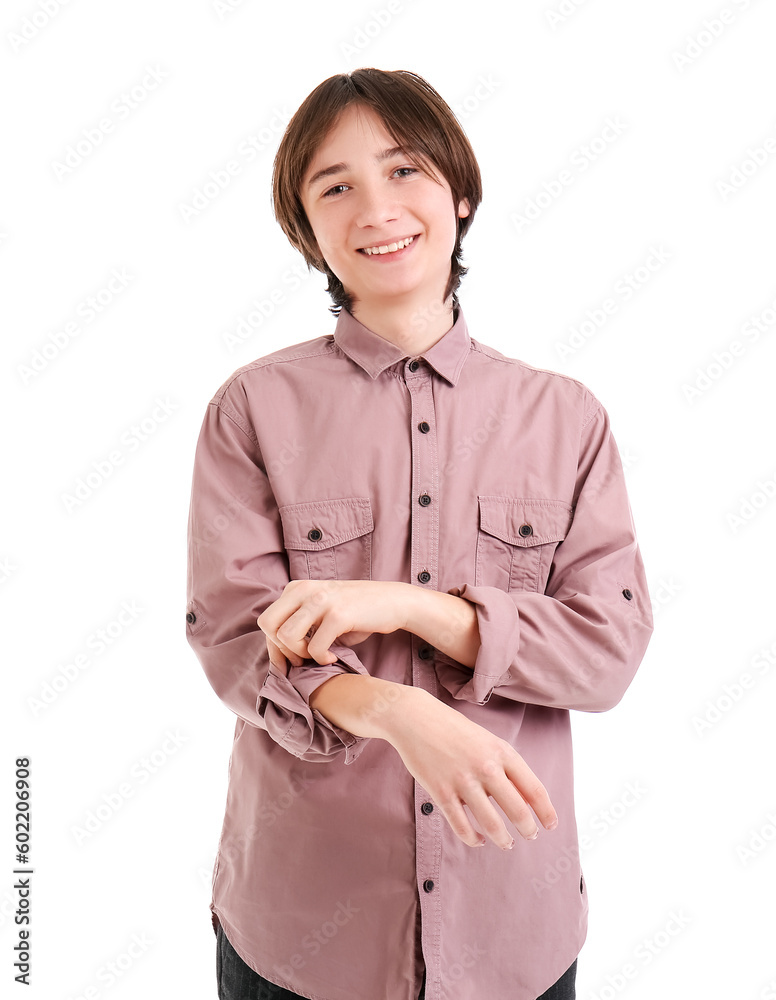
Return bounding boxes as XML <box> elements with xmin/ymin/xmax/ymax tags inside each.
<box><xmin>457</xmin><ymin>197</ymin><xmax>471</xmax><ymax>219</ymax></box>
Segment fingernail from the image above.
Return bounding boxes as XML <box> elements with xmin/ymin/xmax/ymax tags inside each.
<box><xmin>547</xmin><ymin>818</ymin><xmax>558</xmax><ymax>831</ymax></box>
<box><xmin>503</xmin><ymin>838</ymin><xmax>514</xmax><ymax>850</ymax></box>
<box><xmin>527</xmin><ymin>830</ymin><xmax>538</xmax><ymax>841</ymax></box>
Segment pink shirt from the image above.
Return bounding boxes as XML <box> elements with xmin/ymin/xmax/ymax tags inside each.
<box><xmin>185</xmin><ymin>304</ymin><xmax>653</xmax><ymax>1000</ymax></box>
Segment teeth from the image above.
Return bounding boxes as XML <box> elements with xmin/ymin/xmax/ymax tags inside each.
<box><xmin>362</xmin><ymin>235</ymin><xmax>415</xmax><ymax>256</ymax></box>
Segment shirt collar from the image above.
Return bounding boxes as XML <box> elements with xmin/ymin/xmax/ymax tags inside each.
<box><xmin>332</xmin><ymin>304</ymin><xmax>471</xmax><ymax>387</ymax></box>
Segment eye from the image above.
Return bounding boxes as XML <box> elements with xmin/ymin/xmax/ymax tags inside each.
<box><xmin>321</xmin><ymin>166</ymin><xmax>419</xmax><ymax>198</ymax></box>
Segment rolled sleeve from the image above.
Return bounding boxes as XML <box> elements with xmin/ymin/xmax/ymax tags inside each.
<box><xmin>434</xmin><ymin>584</ymin><xmax>520</xmax><ymax>705</ymax></box>
<box><xmin>434</xmin><ymin>399</ymin><xmax>653</xmax><ymax>712</ymax></box>
<box><xmin>186</xmin><ymin>392</ymin><xmax>372</xmax><ymax>763</ymax></box>
<box><xmin>258</xmin><ymin>643</ymin><xmax>370</xmax><ymax>764</ymax></box>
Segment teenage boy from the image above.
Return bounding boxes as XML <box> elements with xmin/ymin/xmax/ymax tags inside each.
<box><xmin>186</xmin><ymin>68</ymin><xmax>653</xmax><ymax>1000</ymax></box>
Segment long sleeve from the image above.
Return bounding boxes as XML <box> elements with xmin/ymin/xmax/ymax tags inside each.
<box><xmin>185</xmin><ymin>394</ymin><xmax>371</xmax><ymax>764</ymax></box>
<box><xmin>434</xmin><ymin>398</ymin><xmax>653</xmax><ymax>711</ymax></box>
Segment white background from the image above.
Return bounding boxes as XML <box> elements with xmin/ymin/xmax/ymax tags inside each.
<box><xmin>2</xmin><ymin>1</ymin><xmax>775</xmax><ymax>998</ymax></box>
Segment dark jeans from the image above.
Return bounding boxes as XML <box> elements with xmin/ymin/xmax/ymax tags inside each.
<box><xmin>216</xmin><ymin>922</ymin><xmax>576</xmax><ymax>999</ymax></box>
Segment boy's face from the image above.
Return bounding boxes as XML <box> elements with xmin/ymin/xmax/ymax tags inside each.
<box><xmin>300</xmin><ymin>104</ymin><xmax>470</xmax><ymax>313</ymax></box>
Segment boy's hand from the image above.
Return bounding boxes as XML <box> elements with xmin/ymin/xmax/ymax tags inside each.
<box><xmin>258</xmin><ymin>579</ymin><xmax>410</xmax><ymax>672</ymax></box>
<box><xmin>385</xmin><ymin>687</ymin><xmax>558</xmax><ymax>849</ymax></box>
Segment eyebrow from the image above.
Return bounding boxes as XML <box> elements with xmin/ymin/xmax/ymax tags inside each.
<box><xmin>306</xmin><ymin>146</ymin><xmax>409</xmax><ymax>190</ymax></box>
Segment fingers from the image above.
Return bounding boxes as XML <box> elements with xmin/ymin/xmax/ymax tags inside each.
<box><xmin>436</xmin><ymin>795</ymin><xmax>487</xmax><ymax>850</ymax></box>
<box><xmin>466</xmin><ymin>781</ymin><xmax>538</xmax><ymax>846</ymax></box>
<box><xmin>258</xmin><ymin>604</ymin><xmax>309</xmax><ymax>667</ymax></box>
<box><xmin>502</xmin><ymin>754</ymin><xmax>558</xmax><ymax>832</ymax></box>
<box><xmin>265</xmin><ymin>635</ymin><xmax>303</xmax><ymax>673</ymax></box>
<box><xmin>258</xmin><ymin>587</ymin><xmax>341</xmax><ymax>666</ymax></box>
<box><xmin>436</xmin><ymin>754</ymin><xmax>559</xmax><ymax>851</ymax></box>
<box><xmin>305</xmin><ymin>625</ymin><xmax>340</xmax><ymax>665</ymax></box>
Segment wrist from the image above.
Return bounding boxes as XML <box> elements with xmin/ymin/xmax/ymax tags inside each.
<box><xmin>309</xmin><ymin>673</ymin><xmax>427</xmax><ymax>743</ymax></box>
<box><xmin>360</xmin><ymin>678</ymin><xmax>429</xmax><ymax>745</ymax></box>
<box><xmin>401</xmin><ymin>582</ymin><xmax>434</xmax><ymax>636</ymax></box>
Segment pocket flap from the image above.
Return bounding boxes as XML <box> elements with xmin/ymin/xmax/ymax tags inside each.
<box><xmin>278</xmin><ymin>497</ymin><xmax>373</xmax><ymax>550</ymax></box>
<box><xmin>478</xmin><ymin>496</ymin><xmax>573</xmax><ymax>547</ymax></box>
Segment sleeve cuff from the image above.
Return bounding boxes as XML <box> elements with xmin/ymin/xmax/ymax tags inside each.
<box><xmin>256</xmin><ymin>642</ymin><xmax>370</xmax><ymax>764</ymax></box>
<box><xmin>434</xmin><ymin>584</ymin><xmax>521</xmax><ymax>705</ymax></box>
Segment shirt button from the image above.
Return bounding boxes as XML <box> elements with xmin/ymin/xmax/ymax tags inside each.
<box><xmin>622</xmin><ymin>588</ymin><xmax>633</xmax><ymax>600</ymax></box>
<box><xmin>409</xmin><ymin>359</ymin><xmax>420</xmax><ymax>372</ymax></box>
<box><xmin>518</xmin><ymin>523</ymin><xmax>533</xmax><ymax>537</ymax></box>
<box><xmin>417</xmin><ymin>570</ymin><xmax>431</xmax><ymax>584</ymax></box>
<box><xmin>418</xmin><ymin>493</ymin><xmax>431</xmax><ymax>506</ymax></box>
<box><xmin>418</xmin><ymin>645</ymin><xmax>434</xmax><ymax>660</ymax></box>
<box><xmin>423</xmin><ymin>879</ymin><xmax>435</xmax><ymax>892</ymax></box>
<box><xmin>421</xmin><ymin>802</ymin><xmax>434</xmax><ymax>815</ymax></box>
<box><xmin>418</xmin><ymin>421</ymin><xmax>430</xmax><ymax>433</ymax></box>
<box><xmin>308</xmin><ymin>528</ymin><xmax>322</xmax><ymax>541</ymax></box>
<box><xmin>186</xmin><ymin>612</ymin><xmax>196</xmax><ymax>625</ymax></box>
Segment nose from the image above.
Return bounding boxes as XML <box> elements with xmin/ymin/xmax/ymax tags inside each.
<box><xmin>354</xmin><ymin>178</ymin><xmax>400</xmax><ymax>230</ymax></box>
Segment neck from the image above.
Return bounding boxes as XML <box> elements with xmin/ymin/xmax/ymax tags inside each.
<box><xmin>349</xmin><ymin>293</ymin><xmax>457</xmax><ymax>355</ymax></box>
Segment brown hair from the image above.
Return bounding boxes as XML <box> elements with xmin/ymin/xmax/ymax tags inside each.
<box><xmin>272</xmin><ymin>68</ymin><xmax>483</xmax><ymax>316</ymax></box>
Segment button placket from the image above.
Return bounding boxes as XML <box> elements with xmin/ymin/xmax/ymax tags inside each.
<box><xmin>405</xmin><ymin>356</ymin><xmax>442</xmax><ymax>987</ymax></box>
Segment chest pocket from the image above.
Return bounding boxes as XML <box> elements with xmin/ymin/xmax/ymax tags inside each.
<box><xmin>278</xmin><ymin>497</ymin><xmax>374</xmax><ymax>582</ymax></box>
<box><xmin>475</xmin><ymin>496</ymin><xmax>574</xmax><ymax>593</ymax></box>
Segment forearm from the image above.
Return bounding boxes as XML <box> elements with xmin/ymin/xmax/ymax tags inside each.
<box><xmin>309</xmin><ymin>673</ymin><xmax>428</xmax><ymax>743</ymax></box>
<box><xmin>401</xmin><ymin>584</ymin><xmax>481</xmax><ymax>668</ymax></box>
<box><xmin>308</xmin><ymin>584</ymin><xmax>480</xmax><ymax>742</ymax></box>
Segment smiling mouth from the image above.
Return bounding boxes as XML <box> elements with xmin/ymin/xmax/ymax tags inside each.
<box><xmin>357</xmin><ymin>234</ymin><xmax>418</xmax><ymax>256</ymax></box>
